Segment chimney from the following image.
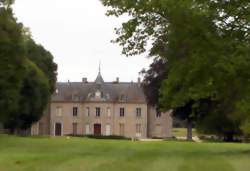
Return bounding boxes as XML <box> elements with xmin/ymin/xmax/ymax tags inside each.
<box><xmin>116</xmin><ymin>77</ymin><xmax>119</xmax><ymax>83</ymax></box>
<box><xmin>137</xmin><ymin>77</ymin><xmax>141</xmax><ymax>84</ymax></box>
<box><xmin>82</xmin><ymin>77</ymin><xmax>88</xmax><ymax>83</ymax></box>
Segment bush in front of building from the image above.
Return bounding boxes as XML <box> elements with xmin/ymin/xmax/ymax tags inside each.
<box><xmin>65</xmin><ymin>134</ymin><xmax>131</xmax><ymax>140</ymax></box>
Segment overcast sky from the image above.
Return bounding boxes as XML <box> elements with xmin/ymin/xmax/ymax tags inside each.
<box><xmin>13</xmin><ymin>0</ymin><xmax>152</xmax><ymax>82</ymax></box>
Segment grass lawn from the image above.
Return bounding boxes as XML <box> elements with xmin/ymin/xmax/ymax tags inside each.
<box><xmin>0</xmin><ymin>135</ymin><xmax>250</xmax><ymax>171</ymax></box>
<box><xmin>172</xmin><ymin>128</ymin><xmax>198</xmax><ymax>137</ymax></box>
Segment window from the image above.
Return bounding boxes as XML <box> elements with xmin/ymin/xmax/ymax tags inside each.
<box><xmin>156</xmin><ymin>111</ymin><xmax>161</xmax><ymax>118</ymax></box>
<box><xmin>136</xmin><ymin>124</ymin><xmax>142</xmax><ymax>136</ymax></box>
<box><xmin>107</xmin><ymin>107</ymin><xmax>111</xmax><ymax>117</ymax></box>
<box><xmin>85</xmin><ymin>124</ymin><xmax>90</xmax><ymax>135</ymax></box>
<box><xmin>39</xmin><ymin>122</ymin><xmax>44</xmax><ymax>135</ymax></box>
<box><xmin>72</xmin><ymin>123</ymin><xmax>77</xmax><ymax>135</ymax></box>
<box><xmin>155</xmin><ymin>124</ymin><xmax>162</xmax><ymax>137</ymax></box>
<box><xmin>96</xmin><ymin>107</ymin><xmax>101</xmax><ymax>117</ymax></box>
<box><xmin>73</xmin><ymin>107</ymin><xmax>78</xmax><ymax>117</ymax></box>
<box><xmin>136</xmin><ymin>108</ymin><xmax>142</xmax><ymax>117</ymax></box>
<box><xmin>120</xmin><ymin>108</ymin><xmax>125</xmax><ymax>117</ymax></box>
<box><xmin>95</xmin><ymin>91</ymin><xmax>101</xmax><ymax>98</ymax></box>
<box><xmin>73</xmin><ymin>94</ymin><xmax>79</xmax><ymax>101</ymax></box>
<box><xmin>119</xmin><ymin>123</ymin><xmax>125</xmax><ymax>136</ymax></box>
<box><xmin>120</xmin><ymin>94</ymin><xmax>125</xmax><ymax>101</ymax></box>
<box><xmin>56</xmin><ymin>107</ymin><xmax>62</xmax><ymax>117</ymax></box>
<box><xmin>105</xmin><ymin>124</ymin><xmax>111</xmax><ymax>136</ymax></box>
<box><xmin>86</xmin><ymin>107</ymin><xmax>90</xmax><ymax>117</ymax></box>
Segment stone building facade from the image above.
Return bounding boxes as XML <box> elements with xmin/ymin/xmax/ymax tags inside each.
<box><xmin>31</xmin><ymin>71</ymin><xmax>172</xmax><ymax>138</ymax></box>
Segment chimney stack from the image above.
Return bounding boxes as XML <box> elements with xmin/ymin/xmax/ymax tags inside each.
<box><xmin>116</xmin><ymin>77</ymin><xmax>119</xmax><ymax>83</ymax></box>
<box><xmin>82</xmin><ymin>77</ymin><xmax>88</xmax><ymax>83</ymax></box>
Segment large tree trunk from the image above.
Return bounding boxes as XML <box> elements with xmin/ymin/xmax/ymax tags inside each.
<box><xmin>187</xmin><ymin>119</ymin><xmax>193</xmax><ymax>141</ymax></box>
<box><xmin>224</xmin><ymin>132</ymin><xmax>234</xmax><ymax>142</ymax></box>
<box><xmin>0</xmin><ymin>123</ymin><xmax>3</xmax><ymax>134</ymax></box>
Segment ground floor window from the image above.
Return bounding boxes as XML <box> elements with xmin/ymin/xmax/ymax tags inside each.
<box><xmin>136</xmin><ymin>124</ymin><xmax>142</xmax><ymax>137</ymax></box>
<box><xmin>72</xmin><ymin>122</ymin><xmax>77</xmax><ymax>135</ymax></box>
<box><xmin>85</xmin><ymin>124</ymin><xmax>90</xmax><ymax>135</ymax></box>
<box><xmin>105</xmin><ymin>124</ymin><xmax>111</xmax><ymax>136</ymax></box>
<box><xmin>155</xmin><ymin>124</ymin><xmax>162</xmax><ymax>137</ymax></box>
<box><xmin>119</xmin><ymin>123</ymin><xmax>125</xmax><ymax>136</ymax></box>
<box><xmin>39</xmin><ymin>122</ymin><xmax>44</xmax><ymax>135</ymax></box>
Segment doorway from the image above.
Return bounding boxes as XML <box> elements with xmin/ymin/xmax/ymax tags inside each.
<box><xmin>55</xmin><ymin>123</ymin><xmax>62</xmax><ymax>136</ymax></box>
<box><xmin>94</xmin><ymin>124</ymin><xmax>101</xmax><ymax>136</ymax></box>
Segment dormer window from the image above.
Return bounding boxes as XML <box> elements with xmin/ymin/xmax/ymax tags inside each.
<box><xmin>95</xmin><ymin>91</ymin><xmax>101</xmax><ymax>98</ymax></box>
<box><xmin>120</xmin><ymin>94</ymin><xmax>125</xmax><ymax>101</ymax></box>
<box><xmin>72</xmin><ymin>93</ymin><xmax>79</xmax><ymax>101</ymax></box>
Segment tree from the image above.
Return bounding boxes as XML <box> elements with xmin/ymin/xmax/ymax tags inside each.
<box><xmin>0</xmin><ymin>0</ymin><xmax>14</xmax><ymax>7</ymax></box>
<box><xmin>24</xmin><ymin>39</ymin><xmax>57</xmax><ymax>93</ymax></box>
<box><xmin>101</xmin><ymin>0</ymin><xmax>250</xmax><ymax>140</ymax></box>
<box><xmin>0</xmin><ymin>1</ymin><xmax>57</xmax><ymax>132</ymax></box>
<box><xmin>140</xmin><ymin>57</ymin><xmax>168</xmax><ymax>108</ymax></box>
<box><xmin>4</xmin><ymin>59</ymin><xmax>50</xmax><ymax>132</ymax></box>
<box><xmin>0</xmin><ymin>4</ymin><xmax>26</xmax><ymax>123</ymax></box>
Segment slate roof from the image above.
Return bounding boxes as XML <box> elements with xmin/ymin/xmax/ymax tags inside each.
<box><xmin>52</xmin><ymin>72</ymin><xmax>146</xmax><ymax>103</ymax></box>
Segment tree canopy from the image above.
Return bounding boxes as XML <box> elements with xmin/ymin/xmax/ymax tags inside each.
<box><xmin>101</xmin><ymin>0</ymin><xmax>250</xmax><ymax>140</ymax></box>
<box><xmin>0</xmin><ymin>2</ymin><xmax>57</xmax><ymax>132</ymax></box>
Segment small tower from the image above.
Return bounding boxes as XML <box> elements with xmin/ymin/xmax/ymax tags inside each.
<box><xmin>95</xmin><ymin>62</ymin><xmax>104</xmax><ymax>85</ymax></box>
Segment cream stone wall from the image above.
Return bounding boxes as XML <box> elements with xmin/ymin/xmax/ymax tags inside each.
<box><xmin>31</xmin><ymin>102</ymin><xmax>172</xmax><ymax>138</ymax></box>
<box><xmin>45</xmin><ymin>102</ymin><xmax>148</xmax><ymax>138</ymax></box>
<box><xmin>112</xmin><ymin>103</ymin><xmax>147</xmax><ymax>138</ymax></box>
<box><xmin>31</xmin><ymin>107</ymin><xmax>50</xmax><ymax>135</ymax></box>
<box><xmin>148</xmin><ymin>106</ymin><xmax>172</xmax><ymax>138</ymax></box>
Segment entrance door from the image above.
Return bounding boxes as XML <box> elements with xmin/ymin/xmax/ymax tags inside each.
<box><xmin>55</xmin><ymin>123</ymin><xmax>62</xmax><ymax>136</ymax></box>
<box><xmin>94</xmin><ymin>124</ymin><xmax>101</xmax><ymax>136</ymax></box>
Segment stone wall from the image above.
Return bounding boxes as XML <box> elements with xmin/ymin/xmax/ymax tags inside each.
<box><xmin>148</xmin><ymin>106</ymin><xmax>172</xmax><ymax>138</ymax></box>
<box><xmin>45</xmin><ymin>102</ymin><xmax>148</xmax><ymax>138</ymax></box>
<box><xmin>31</xmin><ymin>102</ymin><xmax>173</xmax><ymax>138</ymax></box>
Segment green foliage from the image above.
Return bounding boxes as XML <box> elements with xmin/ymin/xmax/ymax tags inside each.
<box><xmin>101</xmin><ymin>0</ymin><xmax>250</xmax><ymax>139</ymax></box>
<box><xmin>0</xmin><ymin>2</ymin><xmax>57</xmax><ymax>131</ymax></box>
<box><xmin>140</xmin><ymin>57</ymin><xmax>168</xmax><ymax>108</ymax></box>
<box><xmin>0</xmin><ymin>6</ymin><xmax>26</xmax><ymax>121</ymax></box>
<box><xmin>4</xmin><ymin>59</ymin><xmax>50</xmax><ymax>130</ymax></box>
<box><xmin>0</xmin><ymin>0</ymin><xmax>14</xmax><ymax>7</ymax></box>
<box><xmin>24</xmin><ymin>39</ymin><xmax>57</xmax><ymax>93</ymax></box>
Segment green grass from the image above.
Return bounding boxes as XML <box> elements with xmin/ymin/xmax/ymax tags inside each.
<box><xmin>0</xmin><ymin>135</ymin><xmax>250</xmax><ymax>171</ymax></box>
<box><xmin>172</xmin><ymin>128</ymin><xmax>198</xmax><ymax>137</ymax></box>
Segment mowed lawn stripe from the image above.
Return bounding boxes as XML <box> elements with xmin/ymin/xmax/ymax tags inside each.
<box><xmin>0</xmin><ymin>135</ymin><xmax>249</xmax><ymax>171</ymax></box>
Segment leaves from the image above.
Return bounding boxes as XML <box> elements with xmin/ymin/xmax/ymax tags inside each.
<box><xmin>0</xmin><ymin>3</ymin><xmax>57</xmax><ymax>130</ymax></box>
<box><xmin>102</xmin><ymin>0</ymin><xmax>250</xmax><ymax>139</ymax></box>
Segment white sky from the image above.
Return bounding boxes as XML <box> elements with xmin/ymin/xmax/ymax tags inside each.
<box><xmin>13</xmin><ymin>0</ymin><xmax>152</xmax><ymax>82</ymax></box>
